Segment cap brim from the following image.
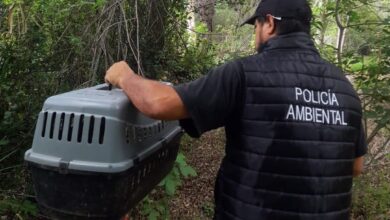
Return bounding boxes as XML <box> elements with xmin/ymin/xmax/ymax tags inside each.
<box><xmin>240</xmin><ymin>14</ymin><xmax>257</xmax><ymax>26</ymax></box>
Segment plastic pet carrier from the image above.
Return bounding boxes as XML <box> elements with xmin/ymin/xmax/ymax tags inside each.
<box><xmin>24</xmin><ymin>84</ymin><xmax>183</xmax><ymax>220</ymax></box>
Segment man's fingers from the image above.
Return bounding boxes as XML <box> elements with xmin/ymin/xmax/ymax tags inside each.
<box><xmin>104</xmin><ymin>75</ymin><xmax>110</xmax><ymax>84</ymax></box>
<box><xmin>104</xmin><ymin>61</ymin><xmax>132</xmax><ymax>88</ymax></box>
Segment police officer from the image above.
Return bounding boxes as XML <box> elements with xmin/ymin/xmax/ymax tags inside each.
<box><xmin>105</xmin><ymin>0</ymin><xmax>367</xmax><ymax>219</ymax></box>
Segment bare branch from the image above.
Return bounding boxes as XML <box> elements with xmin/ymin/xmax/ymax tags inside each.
<box><xmin>335</xmin><ymin>0</ymin><xmax>345</xmax><ymax>66</ymax></box>
<box><xmin>366</xmin><ymin>137</ymin><xmax>390</xmax><ymax>166</ymax></box>
<box><xmin>346</xmin><ymin>22</ymin><xmax>390</xmax><ymax>28</ymax></box>
<box><xmin>135</xmin><ymin>0</ymin><xmax>144</xmax><ymax>76</ymax></box>
<box><xmin>335</xmin><ymin>0</ymin><xmax>345</xmax><ymax>30</ymax></box>
<box><xmin>367</xmin><ymin>123</ymin><xmax>384</xmax><ymax>144</ymax></box>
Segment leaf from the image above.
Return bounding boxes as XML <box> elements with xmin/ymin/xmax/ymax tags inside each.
<box><xmin>147</xmin><ymin>210</ymin><xmax>159</xmax><ymax>220</ymax></box>
<box><xmin>158</xmin><ymin>179</ymin><xmax>166</xmax><ymax>187</ymax></box>
<box><xmin>348</xmin><ymin>11</ymin><xmax>359</xmax><ymax>22</ymax></box>
<box><xmin>164</xmin><ymin>170</ymin><xmax>181</xmax><ymax>196</ymax></box>
<box><xmin>175</xmin><ymin>153</ymin><xmax>186</xmax><ymax>167</ymax></box>
<box><xmin>179</xmin><ymin>166</ymin><xmax>197</xmax><ymax>177</ymax></box>
<box><xmin>0</xmin><ymin>138</ymin><xmax>9</xmax><ymax>146</ymax></box>
<box><xmin>20</xmin><ymin>200</ymin><xmax>38</xmax><ymax>216</ymax></box>
<box><xmin>164</xmin><ymin>176</ymin><xmax>177</xmax><ymax>196</ymax></box>
<box><xmin>350</xmin><ymin>62</ymin><xmax>364</xmax><ymax>72</ymax></box>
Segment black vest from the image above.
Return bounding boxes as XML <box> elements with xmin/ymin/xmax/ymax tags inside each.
<box><xmin>215</xmin><ymin>33</ymin><xmax>362</xmax><ymax>220</ymax></box>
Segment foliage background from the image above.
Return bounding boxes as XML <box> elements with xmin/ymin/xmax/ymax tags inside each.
<box><xmin>0</xmin><ymin>0</ymin><xmax>389</xmax><ymax>219</ymax></box>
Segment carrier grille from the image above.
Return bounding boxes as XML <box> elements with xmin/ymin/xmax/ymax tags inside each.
<box><xmin>126</xmin><ymin>121</ymin><xmax>166</xmax><ymax>143</ymax></box>
<box><xmin>41</xmin><ymin>112</ymin><xmax>105</xmax><ymax>144</ymax></box>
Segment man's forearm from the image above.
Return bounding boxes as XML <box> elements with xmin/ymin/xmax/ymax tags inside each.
<box><xmin>353</xmin><ymin>156</ymin><xmax>364</xmax><ymax>177</ymax></box>
<box><xmin>119</xmin><ymin>74</ymin><xmax>188</xmax><ymax>120</ymax></box>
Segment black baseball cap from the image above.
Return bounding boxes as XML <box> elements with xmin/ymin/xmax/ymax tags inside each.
<box><xmin>241</xmin><ymin>0</ymin><xmax>310</xmax><ymax>26</ymax></box>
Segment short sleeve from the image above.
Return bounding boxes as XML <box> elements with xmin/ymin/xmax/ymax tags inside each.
<box><xmin>174</xmin><ymin>61</ymin><xmax>244</xmax><ymax>138</ymax></box>
<box><xmin>355</xmin><ymin>122</ymin><xmax>368</xmax><ymax>158</ymax></box>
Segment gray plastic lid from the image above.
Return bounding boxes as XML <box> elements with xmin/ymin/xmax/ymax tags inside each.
<box><xmin>25</xmin><ymin>84</ymin><xmax>181</xmax><ymax>173</ymax></box>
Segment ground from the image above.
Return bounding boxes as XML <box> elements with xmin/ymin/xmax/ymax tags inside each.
<box><xmin>127</xmin><ymin>129</ymin><xmax>225</xmax><ymax>220</ymax></box>
<box><xmin>169</xmin><ymin>129</ymin><xmax>225</xmax><ymax>219</ymax></box>
<box><xmin>3</xmin><ymin>128</ymin><xmax>388</xmax><ymax>219</ymax></box>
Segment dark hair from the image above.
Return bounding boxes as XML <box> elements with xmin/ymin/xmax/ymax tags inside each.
<box><xmin>256</xmin><ymin>3</ymin><xmax>312</xmax><ymax>35</ymax></box>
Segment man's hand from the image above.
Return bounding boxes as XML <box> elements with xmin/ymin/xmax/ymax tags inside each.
<box><xmin>105</xmin><ymin>61</ymin><xmax>135</xmax><ymax>88</ymax></box>
<box><xmin>104</xmin><ymin>61</ymin><xmax>188</xmax><ymax>120</ymax></box>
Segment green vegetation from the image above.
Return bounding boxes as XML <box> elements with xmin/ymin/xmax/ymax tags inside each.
<box><xmin>138</xmin><ymin>151</ymin><xmax>197</xmax><ymax>220</ymax></box>
<box><xmin>1</xmin><ymin>0</ymin><xmax>389</xmax><ymax>219</ymax></box>
<box><xmin>352</xmin><ymin>170</ymin><xmax>390</xmax><ymax>219</ymax></box>
<box><xmin>0</xmin><ymin>199</ymin><xmax>38</xmax><ymax>219</ymax></box>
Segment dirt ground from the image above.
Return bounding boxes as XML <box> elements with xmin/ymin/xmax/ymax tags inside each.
<box><xmin>169</xmin><ymin>129</ymin><xmax>225</xmax><ymax>219</ymax></box>
<box><xmin>127</xmin><ymin>129</ymin><xmax>226</xmax><ymax>220</ymax></box>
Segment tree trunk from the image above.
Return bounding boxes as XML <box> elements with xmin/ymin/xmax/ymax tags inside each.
<box><xmin>195</xmin><ymin>0</ymin><xmax>215</xmax><ymax>32</ymax></box>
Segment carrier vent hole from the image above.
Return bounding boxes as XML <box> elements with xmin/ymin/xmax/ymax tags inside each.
<box><xmin>67</xmin><ymin>113</ymin><xmax>75</xmax><ymax>141</ymax></box>
<box><xmin>142</xmin><ymin>168</ymin><xmax>146</xmax><ymax>177</ymax></box>
<box><xmin>137</xmin><ymin>171</ymin><xmax>141</xmax><ymax>184</ymax></box>
<box><xmin>88</xmin><ymin>116</ymin><xmax>95</xmax><ymax>144</ymax></box>
<box><xmin>147</xmin><ymin>164</ymin><xmax>151</xmax><ymax>174</ymax></box>
<box><xmin>99</xmin><ymin>117</ymin><xmax>106</xmax><ymax>144</ymax></box>
<box><xmin>49</xmin><ymin>112</ymin><xmax>57</xmax><ymax>139</ymax></box>
<box><xmin>77</xmin><ymin>114</ymin><xmax>84</xmax><ymax>143</ymax></box>
<box><xmin>131</xmin><ymin>177</ymin><xmax>135</xmax><ymax>190</ymax></box>
<box><xmin>125</xmin><ymin>127</ymin><xmax>130</xmax><ymax>144</ymax></box>
<box><xmin>41</xmin><ymin>112</ymin><xmax>48</xmax><ymax>137</ymax></box>
<box><xmin>58</xmin><ymin>113</ymin><xmax>65</xmax><ymax>140</ymax></box>
<box><xmin>143</xmin><ymin>128</ymin><xmax>147</xmax><ymax>139</ymax></box>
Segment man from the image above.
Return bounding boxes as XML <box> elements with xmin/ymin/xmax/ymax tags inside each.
<box><xmin>105</xmin><ymin>0</ymin><xmax>366</xmax><ymax>219</ymax></box>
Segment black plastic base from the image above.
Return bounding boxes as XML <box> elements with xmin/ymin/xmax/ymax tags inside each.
<box><xmin>28</xmin><ymin>133</ymin><xmax>181</xmax><ymax>220</ymax></box>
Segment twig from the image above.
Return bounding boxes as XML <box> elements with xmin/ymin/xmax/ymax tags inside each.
<box><xmin>119</xmin><ymin>1</ymin><xmax>143</xmax><ymax>74</ymax></box>
<box><xmin>366</xmin><ymin>137</ymin><xmax>390</xmax><ymax>166</ymax></box>
<box><xmin>346</xmin><ymin>21</ymin><xmax>389</xmax><ymax>28</ymax></box>
<box><xmin>335</xmin><ymin>0</ymin><xmax>345</xmax><ymax>66</ymax></box>
<box><xmin>0</xmin><ymin>148</ymin><xmax>19</xmax><ymax>163</ymax></box>
<box><xmin>135</xmin><ymin>0</ymin><xmax>144</xmax><ymax>76</ymax></box>
<box><xmin>367</xmin><ymin>123</ymin><xmax>385</xmax><ymax>144</ymax></box>
<box><xmin>0</xmin><ymin>164</ymin><xmax>23</xmax><ymax>173</ymax></box>
<box><xmin>0</xmin><ymin>189</ymin><xmax>35</xmax><ymax>199</ymax></box>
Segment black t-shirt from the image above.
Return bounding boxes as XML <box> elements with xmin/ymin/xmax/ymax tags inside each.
<box><xmin>174</xmin><ymin>60</ymin><xmax>367</xmax><ymax>158</ymax></box>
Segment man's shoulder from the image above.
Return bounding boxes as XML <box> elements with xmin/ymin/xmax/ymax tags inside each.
<box><xmin>226</xmin><ymin>54</ymin><xmax>265</xmax><ymax>71</ymax></box>
<box><xmin>317</xmin><ymin>57</ymin><xmax>351</xmax><ymax>81</ymax></box>
<box><xmin>210</xmin><ymin>58</ymin><xmax>246</xmax><ymax>78</ymax></box>
<box><xmin>218</xmin><ymin>58</ymin><xmax>245</xmax><ymax>71</ymax></box>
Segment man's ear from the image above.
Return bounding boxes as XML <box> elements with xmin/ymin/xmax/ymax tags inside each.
<box><xmin>265</xmin><ymin>14</ymin><xmax>277</xmax><ymax>35</ymax></box>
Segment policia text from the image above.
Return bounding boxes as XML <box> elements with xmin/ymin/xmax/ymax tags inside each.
<box><xmin>285</xmin><ymin>87</ymin><xmax>348</xmax><ymax>126</ymax></box>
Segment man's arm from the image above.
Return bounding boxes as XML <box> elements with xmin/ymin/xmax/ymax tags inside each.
<box><xmin>353</xmin><ymin>122</ymin><xmax>367</xmax><ymax>177</ymax></box>
<box><xmin>353</xmin><ymin>156</ymin><xmax>364</xmax><ymax>177</ymax></box>
<box><xmin>105</xmin><ymin>61</ymin><xmax>188</xmax><ymax>120</ymax></box>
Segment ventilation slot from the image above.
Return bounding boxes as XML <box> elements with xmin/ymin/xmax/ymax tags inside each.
<box><xmin>77</xmin><ymin>114</ymin><xmax>84</xmax><ymax>143</ymax></box>
<box><xmin>99</xmin><ymin>117</ymin><xmax>106</xmax><ymax>144</ymax></box>
<box><xmin>41</xmin><ymin>112</ymin><xmax>48</xmax><ymax>137</ymax></box>
<box><xmin>49</xmin><ymin>112</ymin><xmax>57</xmax><ymax>139</ymax></box>
<box><xmin>67</xmin><ymin>113</ymin><xmax>75</xmax><ymax>141</ymax></box>
<box><xmin>88</xmin><ymin>116</ymin><xmax>95</xmax><ymax>144</ymax></box>
<box><xmin>58</xmin><ymin>113</ymin><xmax>65</xmax><ymax>140</ymax></box>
